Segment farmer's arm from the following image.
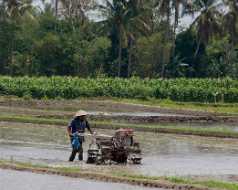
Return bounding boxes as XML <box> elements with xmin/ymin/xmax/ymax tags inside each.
<box><xmin>67</xmin><ymin>127</ymin><xmax>72</xmax><ymax>136</ymax></box>
<box><xmin>67</xmin><ymin>120</ymin><xmax>74</xmax><ymax>136</ymax></box>
<box><xmin>86</xmin><ymin>121</ymin><xmax>93</xmax><ymax>134</ymax></box>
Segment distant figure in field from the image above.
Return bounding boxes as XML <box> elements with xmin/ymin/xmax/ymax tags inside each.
<box><xmin>67</xmin><ymin>110</ymin><xmax>93</xmax><ymax>161</ymax></box>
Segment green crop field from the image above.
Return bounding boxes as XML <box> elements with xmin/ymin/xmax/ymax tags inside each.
<box><xmin>1</xmin><ymin>76</ymin><xmax>238</xmax><ymax>103</ymax></box>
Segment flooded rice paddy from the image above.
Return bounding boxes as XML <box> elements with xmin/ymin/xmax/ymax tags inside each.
<box><xmin>1</xmin><ymin>121</ymin><xmax>238</xmax><ymax>180</ymax></box>
<box><xmin>0</xmin><ymin>105</ymin><xmax>184</xmax><ymax>117</ymax></box>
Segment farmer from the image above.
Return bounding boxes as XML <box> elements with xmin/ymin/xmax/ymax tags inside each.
<box><xmin>67</xmin><ymin>110</ymin><xmax>93</xmax><ymax>161</ymax></box>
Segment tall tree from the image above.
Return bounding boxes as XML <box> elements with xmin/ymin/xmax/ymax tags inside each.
<box><xmin>223</xmin><ymin>0</ymin><xmax>238</xmax><ymax>44</ymax></box>
<box><xmin>99</xmin><ymin>0</ymin><xmax>127</xmax><ymax>77</ymax></box>
<box><xmin>57</xmin><ymin>0</ymin><xmax>94</xmax><ymax>25</ymax></box>
<box><xmin>99</xmin><ymin>0</ymin><xmax>150</xmax><ymax>77</ymax></box>
<box><xmin>124</xmin><ymin>0</ymin><xmax>151</xmax><ymax>77</ymax></box>
<box><xmin>2</xmin><ymin>0</ymin><xmax>33</xmax><ymax>19</ymax></box>
<box><xmin>154</xmin><ymin>0</ymin><xmax>193</xmax><ymax>76</ymax></box>
<box><xmin>55</xmin><ymin>0</ymin><xmax>58</xmax><ymax>16</ymax></box>
<box><xmin>190</xmin><ymin>0</ymin><xmax>223</xmax><ymax>56</ymax></box>
<box><xmin>0</xmin><ymin>0</ymin><xmax>35</xmax><ymax>75</ymax></box>
<box><xmin>156</xmin><ymin>0</ymin><xmax>192</xmax><ymax>34</ymax></box>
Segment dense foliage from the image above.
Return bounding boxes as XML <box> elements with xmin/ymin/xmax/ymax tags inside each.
<box><xmin>1</xmin><ymin>76</ymin><xmax>238</xmax><ymax>103</ymax></box>
<box><xmin>0</xmin><ymin>0</ymin><xmax>237</xmax><ymax>78</ymax></box>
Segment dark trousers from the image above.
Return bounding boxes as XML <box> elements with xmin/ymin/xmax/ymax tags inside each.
<box><xmin>69</xmin><ymin>146</ymin><xmax>83</xmax><ymax>161</ymax></box>
<box><xmin>69</xmin><ymin>137</ymin><xmax>84</xmax><ymax>161</ymax></box>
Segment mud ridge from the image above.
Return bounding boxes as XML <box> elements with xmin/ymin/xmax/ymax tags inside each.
<box><xmin>1</xmin><ymin>118</ymin><xmax>238</xmax><ymax>139</ymax></box>
<box><xmin>0</xmin><ymin>163</ymin><xmax>214</xmax><ymax>190</ymax></box>
<box><xmin>90</xmin><ymin>115</ymin><xmax>238</xmax><ymax>124</ymax></box>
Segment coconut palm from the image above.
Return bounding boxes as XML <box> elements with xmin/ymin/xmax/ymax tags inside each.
<box><xmin>2</xmin><ymin>0</ymin><xmax>33</xmax><ymax>19</ymax></box>
<box><xmin>190</xmin><ymin>0</ymin><xmax>224</xmax><ymax>56</ymax></box>
<box><xmin>45</xmin><ymin>0</ymin><xmax>59</xmax><ymax>16</ymax></box>
<box><xmin>98</xmin><ymin>0</ymin><xmax>126</xmax><ymax>76</ymax></box>
<box><xmin>155</xmin><ymin>0</ymin><xmax>193</xmax><ymax>67</ymax></box>
<box><xmin>99</xmin><ymin>0</ymin><xmax>150</xmax><ymax>77</ymax></box>
<box><xmin>123</xmin><ymin>0</ymin><xmax>151</xmax><ymax>77</ymax></box>
<box><xmin>55</xmin><ymin>0</ymin><xmax>58</xmax><ymax>16</ymax></box>
<box><xmin>222</xmin><ymin>0</ymin><xmax>238</xmax><ymax>44</ymax></box>
<box><xmin>55</xmin><ymin>0</ymin><xmax>94</xmax><ymax>24</ymax></box>
<box><xmin>155</xmin><ymin>0</ymin><xmax>193</xmax><ymax>35</ymax></box>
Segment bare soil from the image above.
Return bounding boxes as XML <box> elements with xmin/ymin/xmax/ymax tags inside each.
<box><xmin>1</xmin><ymin>97</ymin><xmax>238</xmax><ymax>124</ymax></box>
<box><xmin>0</xmin><ymin>97</ymin><xmax>219</xmax><ymax>116</ymax></box>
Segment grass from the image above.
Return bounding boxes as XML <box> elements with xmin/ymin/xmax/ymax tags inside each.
<box><xmin>0</xmin><ymin>159</ymin><xmax>237</xmax><ymax>190</ymax></box>
<box><xmin>0</xmin><ymin>114</ymin><xmax>238</xmax><ymax>138</ymax></box>
<box><xmin>167</xmin><ymin>177</ymin><xmax>238</xmax><ymax>190</ymax></box>
<box><xmin>115</xmin><ymin>97</ymin><xmax>238</xmax><ymax>115</ymax></box>
<box><xmin>0</xmin><ymin>115</ymin><xmax>68</xmax><ymax>126</ymax></box>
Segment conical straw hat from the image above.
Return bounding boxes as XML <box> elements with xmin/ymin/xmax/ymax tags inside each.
<box><xmin>75</xmin><ymin>110</ymin><xmax>88</xmax><ymax>117</ymax></box>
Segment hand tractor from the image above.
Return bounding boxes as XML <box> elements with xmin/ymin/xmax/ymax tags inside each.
<box><xmin>87</xmin><ymin>128</ymin><xmax>142</xmax><ymax>165</ymax></box>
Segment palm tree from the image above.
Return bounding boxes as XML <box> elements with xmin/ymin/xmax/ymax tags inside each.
<box><xmin>123</xmin><ymin>0</ymin><xmax>151</xmax><ymax>77</ymax></box>
<box><xmin>99</xmin><ymin>0</ymin><xmax>150</xmax><ymax>77</ymax></box>
<box><xmin>0</xmin><ymin>0</ymin><xmax>35</xmax><ymax>75</ymax></box>
<box><xmin>45</xmin><ymin>0</ymin><xmax>58</xmax><ymax>16</ymax></box>
<box><xmin>55</xmin><ymin>0</ymin><xmax>58</xmax><ymax>16</ymax></box>
<box><xmin>56</xmin><ymin>0</ymin><xmax>94</xmax><ymax>24</ymax></box>
<box><xmin>190</xmin><ymin>0</ymin><xmax>223</xmax><ymax>57</ymax></box>
<box><xmin>99</xmin><ymin>0</ymin><xmax>127</xmax><ymax>77</ymax></box>
<box><xmin>222</xmin><ymin>0</ymin><xmax>238</xmax><ymax>44</ymax></box>
<box><xmin>2</xmin><ymin>0</ymin><xmax>33</xmax><ymax>19</ymax></box>
<box><xmin>155</xmin><ymin>0</ymin><xmax>193</xmax><ymax>73</ymax></box>
<box><xmin>155</xmin><ymin>0</ymin><xmax>193</xmax><ymax>36</ymax></box>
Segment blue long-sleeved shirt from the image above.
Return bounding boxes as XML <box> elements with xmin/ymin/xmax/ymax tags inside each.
<box><xmin>68</xmin><ymin>118</ymin><xmax>91</xmax><ymax>134</ymax></box>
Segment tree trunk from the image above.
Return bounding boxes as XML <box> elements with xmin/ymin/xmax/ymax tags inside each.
<box><xmin>161</xmin><ymin>55</ymin><xmax>166</xmax><ymax>79</ymax></box>
<box><xmin>55</xmin><ymin>0</ymin><xmax>58</xmax><ymax>17</ymax></box>
<box><xmin>118</xmin><ymin>33</ymin><xmax>122</xmax><ymax>77</ymax></box>
<box><xmin>171</xmin><ymin>12</ymin><xmax>178</xmax><ymax>58</ymax></box>
<box><xmin>194</xmin><ymin>38</ymin><xmax>201</xmax><ymax>58</ymax></box>
<box><xmin>127</xmin><ymin>37</ymin><xmax>132</xmax><ymax>77</ymax></box>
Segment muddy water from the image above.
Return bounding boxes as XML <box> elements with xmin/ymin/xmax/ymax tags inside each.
<box><xmin>0</xmin><ymin>169</ymin><xmax>163</xmax><ymax>190</ymax></box>
<box><xmin>1</xmin><ymin>104</ymin><xmax>238</xmax><ymax>133</ymax></box>
<box><xmin>1</xmin><ymin>122</ymin><xmax>238</xmax><ymax>178</ymax></box>
<box><xmin>0</xmin><ymin>105</ymin><xmax>184</xmax><ymax>117</ymax></box>
<box><xmin>89</xmin><ymin>111</ymin><xmax>185</xmax><ymax>117</ymax></box>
